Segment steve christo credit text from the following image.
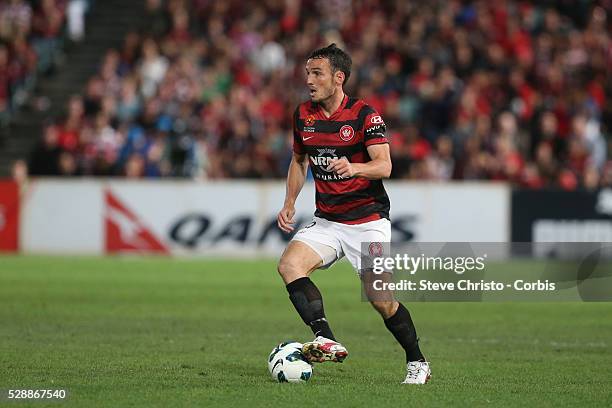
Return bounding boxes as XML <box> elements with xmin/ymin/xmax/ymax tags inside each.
<box><xmin>371</xmin><ymin>279</ymin><xmax>557</xmax><ymax>292</ymax></box>
<box><xmin>369</xmin><ymin>254</ymin><xmax>556</xmax><ymax>292</ymax></box>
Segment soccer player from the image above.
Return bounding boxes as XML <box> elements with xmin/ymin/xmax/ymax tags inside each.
<box><xmin>276</xmin><ymin>44</ymin><xmax>430</xmax><ymax>384</ymax></box>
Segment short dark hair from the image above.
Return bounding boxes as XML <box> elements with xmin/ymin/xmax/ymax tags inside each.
<box><xmin>307</xmin><ymin>43</ymin><xmax>352</xmax><ymax>85</ymax></box>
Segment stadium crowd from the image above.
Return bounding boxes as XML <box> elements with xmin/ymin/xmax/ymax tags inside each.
<box><xmin>25</xmin><ymin>0</ymin><xmax>612</xmax><ymax>189</ymax></box>
<box><xmin>0</xmin><ymin>0</ymin><xmax>76</xmax><ymax>125</ymax></box>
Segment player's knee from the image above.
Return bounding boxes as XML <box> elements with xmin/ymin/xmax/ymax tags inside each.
<box><xmin>370</xmin><ymin>300</ymin><xmax>398</xmax><ymax>319</ymax></box>
<box><xmin>277</xmin><ymin>257</ymin><xmax>306</xmax><ymax>281</ymax></box>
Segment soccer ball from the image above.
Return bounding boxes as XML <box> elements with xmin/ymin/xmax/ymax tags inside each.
<box><xmin>268</xmin><ymin>341</ymin><xmax>313</xmax><ymax>383</ymax></box>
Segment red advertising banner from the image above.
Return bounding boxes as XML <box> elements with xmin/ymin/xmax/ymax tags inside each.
<box><xmin>0</xmin><ymin>180</ymin><xmax>19</xmax><ymax>252</ymax></box>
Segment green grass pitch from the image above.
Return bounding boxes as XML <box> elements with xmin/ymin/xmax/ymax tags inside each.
<box><xmin>1</xmin><ymin>256</ymin><xmax>611</xmax><ymax>407</ymax></box>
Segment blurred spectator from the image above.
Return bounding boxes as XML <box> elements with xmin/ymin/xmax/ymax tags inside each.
<box><xmin>139</xmin><ymin>39</ymin><xmax>168</xmax><ymax>99</ymax></box>
<box><xmin>31</xmin><ymin>0</ymin><xmax>65</xmax><ymax>73</ymax></box>
<box><xmin>67</xmin><ymin>0</ymin><xmax>88</xmax><ymax>42</ymax></box>
<box><xmin>425</xmin><ymin>135</ymin><xmax>455</xmax><ymax>181</ymax></box>
<box><xmin>139</xmin><ymin>0</ymin><xmax>169</xmax><ymax>39</ymax></box>
<box><xmin>0</xmin><ymin>44</ymin><xmax>12</xmax><ymax>123</ymax></box>
<box><xmin>57</xmin><ymin>95</ymin><xmax>85</xmax><ymax>152</ymax></box>
<box><xmin>124</xmin><ymin>153</ymin><xmax>145</xmax><ymax>178</ymax></box>
<box><xmin>28</xmin><ymin>123</ymin><xmax>61</xmax><ymax>175</ymax></box>
<box><xmin>0</xmin><ymin>0</ymin><xmax>68</xmax><ymax>121</ymax></box>
<box><xmin>58</xmin><ymin>150</ymin><xmax>79</xmax><ymax>176</ymax></box>
<box><xmin>11</xmin><ymin>159</ymin><xmax>28</xmax><ymax>183</ymax></box>
<box><xmin>0</xmin><ymin>0</ymin><xmax>32</xmax><ymax>41</ymax></box>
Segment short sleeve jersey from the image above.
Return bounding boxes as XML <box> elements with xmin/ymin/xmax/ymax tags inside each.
<box><xmin>293</xmin><ymin>95</ymin><xmax>390</xmax><ymax>224</ymax></box>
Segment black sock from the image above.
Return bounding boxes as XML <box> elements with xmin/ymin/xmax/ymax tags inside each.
<box><xmin>384</xmin><ymin>302</ymin><xmax>424</xmax><ymax>363</ymax></box>
<box><xmin>286</xmin><ymin>277</ymin><xmax>336</xmax><ymax>340</ymax></box>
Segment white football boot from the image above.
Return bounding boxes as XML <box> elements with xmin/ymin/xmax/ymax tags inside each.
<box><xmin>302</xmin><ymin>336</ymin><xmax>348</xmax><ymax>363</ymax></box>
<box><xmin>402</xmin><ymin>361</ymin><xmax>431</xmax><ymax>384</ymax></box>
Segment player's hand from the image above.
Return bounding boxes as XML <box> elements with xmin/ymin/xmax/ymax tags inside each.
<box><xmin>327</xmin><ymin>157</ymin><xmax>355</xmax><ymax>178</ymax></box>
<box><xmin>277</xmin><ymin>205</ymin><xmax>296</xmax><ymax>233</ymax></box>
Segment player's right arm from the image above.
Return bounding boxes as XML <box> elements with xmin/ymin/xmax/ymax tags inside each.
<box><xmin>278</xmin><ymin>152</ymin><xmax>308</xmax><ymax>232</ymax></box>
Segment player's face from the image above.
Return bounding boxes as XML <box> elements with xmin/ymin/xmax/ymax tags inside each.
<box><xmin>306</xmin><ymin>58</ymin><xmax>341</xmax><ymax>103</ymax></box>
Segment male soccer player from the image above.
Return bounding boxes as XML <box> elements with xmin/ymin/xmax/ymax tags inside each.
<box><xmin>276</xmin><ymin>44</ymin><xmax>430</xmax><ymax>384</ymax></box>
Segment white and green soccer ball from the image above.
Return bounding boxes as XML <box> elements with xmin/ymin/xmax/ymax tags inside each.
<box><xmin>268</xmin><ymin>341</ymin><xmax>313</xmax><ymax>383</ymax></box>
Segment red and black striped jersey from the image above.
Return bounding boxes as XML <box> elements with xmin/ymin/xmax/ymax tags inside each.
<box><xmin>293</xmin><ymin>95</ymin><xmax>390</xmax><ymax>224</ymax></box>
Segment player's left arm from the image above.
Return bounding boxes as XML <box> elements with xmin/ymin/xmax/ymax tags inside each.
<box><xmin>327</xmin><ymin>144</ymin><xmax>391</xmax><ymax>179</ymax></box>
<box><xmin>327</xmin><ymin>110</ymin><xmax>391</xmax><ymax>179</ymax></box>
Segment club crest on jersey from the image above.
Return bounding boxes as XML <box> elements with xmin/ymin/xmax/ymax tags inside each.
<box><xmin>339</xmin><ymin>125</ymin><xmax>355</xmax><ymax>142</ymax></box>
<box><xmin>305</xmin><ymin>115</ymin><xmax>315</xmax><ymax>127</ymax></box>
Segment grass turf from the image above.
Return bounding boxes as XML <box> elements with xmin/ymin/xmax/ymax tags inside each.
<box><xmin>0</xmin><ymin>256</ymin><xmax>611</xmax><ymax>407</ymax></box>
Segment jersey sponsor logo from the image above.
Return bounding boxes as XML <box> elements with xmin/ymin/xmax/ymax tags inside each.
<box><xmin>305</xmin><ymin>114</ymin><xmax>315</xmax><ymax>127</ymax></box>
<box><xmin>310</xmin><ymin>148</ymin><xmax>341</xmax><ymax>172</ymax></box>
<box><xmin>370</xmin><ymin>115</ymin><xmax>384</xmax><ymax>125</ymax></box>
<box><xmin>302</xmin><ymin>136</ymin><xmax>315</xmax><ymax>141</ymax></box>
<box><xmin>365</xmin><ymin>122</ymin><xmax>386</xmax><ymax>138</ymax></box>
<box><xmin>309</xmin><ymin>148</ymin><xmax>349</xmax><ymax>180</ymax></box>
<box><xmin>339</xmin><ymin>125</ymin><xmax>355</xmax><ymax>142</ymax></box>
<box><xmin>314</xmin><ymin>172</ymin><xmax>348</xmax><ymax>181</ymax></box>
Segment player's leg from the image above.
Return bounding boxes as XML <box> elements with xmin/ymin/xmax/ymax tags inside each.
<box><xmin>372</xmin><ymin>299</ymin><xmax>426</xmax><ymax>367</ymax></box>
<box><xmin>366</xmin><ymin>282</ymin><xmax>430</xmax><ymax>384</ymax></box>
<box><xmin>341</xmin><ymin>219</ymin><xmax>430</xmax><ymax>383</ymax></box>
<box><xmin>279</xmin><ymin>218</ymin><xmax>348</xmax><ymax>363</ymax></box>
<box><xmin>279</xmin><ymin>240</ymin><xmax>334</xmax><ymax>340</ymax></box>
<box><xmin>277</xmin><ymin>240</ymin><xmax>322</xmax><ymax>284</ymax></box>
<box><xmin>362</xmin><ymin>271</ymin><xmax>427</xmax><ymax>366</ymax></box>
<box><xmin>278</xmin><ymin>240</ymin><xmax>347</xmax><ymax>362</ymax></box>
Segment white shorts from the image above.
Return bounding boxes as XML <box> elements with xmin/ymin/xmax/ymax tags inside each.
<box><xmin>292</xmin><ymin>216</ymin><xmax>391</xmax><ymax>274</ymax></box>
